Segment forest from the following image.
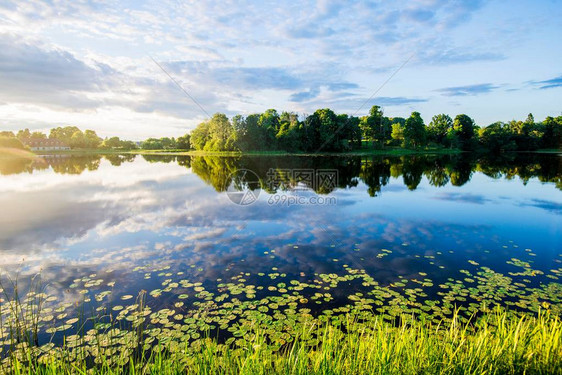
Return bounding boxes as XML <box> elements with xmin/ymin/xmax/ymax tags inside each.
<box><xmin>188</xmin><ymin>107</ymin><xmax>562</xmax><ymax>153</ymax></box>
<box><xmin>1</xmin><ymin>106</ymin><xmax>561</xmax><ymax>153</ymax></box>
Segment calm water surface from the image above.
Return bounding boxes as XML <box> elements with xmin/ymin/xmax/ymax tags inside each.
<box><xmin>0</xmin><ymin>153</ymin><xmax>560</xmax><ymax>323</ymax></box>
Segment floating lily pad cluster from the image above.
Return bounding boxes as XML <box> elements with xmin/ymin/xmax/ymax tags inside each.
<box><xmin>1</xmin><ymin>248</ymin><xmax>561</xmax><ymax>370</ymax></box>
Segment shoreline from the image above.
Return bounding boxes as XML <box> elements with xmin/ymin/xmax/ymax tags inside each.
<box><xmin>24</xmin><ymin>148</ymin><xmax>562</xmax><ymax>157</ymax></box>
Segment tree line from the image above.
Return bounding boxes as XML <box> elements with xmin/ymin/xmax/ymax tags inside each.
<box><xmin>189</xmin><ymin>107</ymin><xmax>562</xmax><ymax>153</ymax></box>
<box><xmin>0</xmin><ymin>127</ymin><xmax>191</xmax><ymax>151</ymax></box>
<box><xmin>1</xmin><ymin>106</ymin><xmax>561</xmax><ymax>153</ymax></box>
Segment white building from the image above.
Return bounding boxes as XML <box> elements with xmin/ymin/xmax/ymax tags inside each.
<box><xmin>22</xmin><ymin>138</ymin><xmax>71</xmax><ymax>151</ymax></box>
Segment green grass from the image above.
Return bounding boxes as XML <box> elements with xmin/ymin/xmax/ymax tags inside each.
<box><xmin>33</xmin><ymin>147</ymin><xmax>464</xmax><ymax>157</ymax></box>
<box><xmin>2</xmin><ymin>306</ymin><xmax>561</xmax><ymax>374</ymax></box>
<box><xmin>28</xmin><ymin>145</ymin><xmax>562</xmax><ymax>158</ymax></box>
<box><xmin>2</xmin><ymin>262</ymin><xmax>561</xmax><ymax>374</ymax></box>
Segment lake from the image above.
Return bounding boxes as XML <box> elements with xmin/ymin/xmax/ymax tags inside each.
<box><xmin>0</xmin><ymin>153</ymin><xmax>561</xmax><ymax>346</ymax></box>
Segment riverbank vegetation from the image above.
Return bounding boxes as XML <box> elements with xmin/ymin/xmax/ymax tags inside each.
<box><xmin>3</xmin><ymin>308</ymin><xmax>561</xmax><ymax>374</ymax></box>
<box><xmin>1</xmin><ymin>251</ymin><xmax>562</xmax><ymax>374</ymax></box>
<box><xmin>2</xmin><ymin>107</ymin><xmax>561</xmax><ymax>154</ymax></box>
<box><xmin>187</xmin><ymin>108</ymin><xmax>562</xmax><ymax>153</ymax></box>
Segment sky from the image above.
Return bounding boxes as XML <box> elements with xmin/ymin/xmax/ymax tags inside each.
<box><xmin>0</xmin><ymin>0</ymin><xmax>561</xmax><ymax>140</ymax></box>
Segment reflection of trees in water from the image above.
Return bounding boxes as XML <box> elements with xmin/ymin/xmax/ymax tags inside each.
<box><xmin>142</xmin><ymin>154</ymin><xmax>177</xmax><ymax>164</ymax></box>
<box><xmin>0</xmin><ymin>157</ymin><xmax>34</xmax><ymax>175</ymax></box>
<box><xmin>190</xmin><ymin>156</ymin><xmax>240</xmax><ymax>192</ymax></box>
<box><xmin>401</xmin><ymin>156</ymin><xmax>426</xmax><ymax>190</ymax></box>
<box><xmin>1</xmin><ymin>152</ymin><xmax>561</xmax><ymax>192</ymax></box>
<box><xmin>177</xmin><ymin>156</ymin><xmax>191</xmax><ymax>169</ymax></box>
<box><xmin>105</xmin><ymin>154</ymin><xmax>136</xmax><ymax>166</ymax></box>
<box><xmin>236</xmin><ymin>156</ymin><xmax>363</xmax><ymax>194</ymax></box>
<box><xmin>447</xmin><ymin>155</ymin><xmax>475</xmax><ymax>187</ymax></box>
<box><xmin>0</xmin><ymin>154</ymin><xmax>138</xmax><ymax>175</ymax></box>
<box><xmin>425</xmin><ymin>158</ymin><xmax>450</xmax><ymax>187</ymax></box>
<box><xmin>187</xmin><ymin>154</ymin><xmax>479</xmax><ymax>194</ymax></box>
<box><xmin>477</xmin><ymin>153</ymin><xmax>562</xmax><ymax>190</ymax></box>
<box><xmin>360</xmin><ymin>158</ymin><xmax>390</xmax><ymax>197</ymax></box>
<box><xmin>50</xmin><ymin>156</ymin><xmax>101</xmax><ymax>174</ymax></box>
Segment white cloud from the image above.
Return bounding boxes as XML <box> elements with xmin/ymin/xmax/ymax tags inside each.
<box><xmin>0</xmin><ymin>0</ymin><xmax>561</xmax><ymax>136</ymax></box>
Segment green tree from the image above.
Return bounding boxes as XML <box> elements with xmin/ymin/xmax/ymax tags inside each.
<box><xmin>276</xmin><ymin>112</ymin><xmax>302</xmax><ymax>151</ymax></box>
<box><xmin>453</xmin><ymin>114</ymin><xmax>476</xmax><ymax>150</ymax></box>
<box><xmin>103</xmin><ymin>136</ymin><xmax>123</xmax><ymax>149</ymax></box>
<box><xmin>359</xmin><ymin>105</ymin><xmax>391</xmax><ymax>147</ymax></box>
<box><xmin>16</xmin><ymin>129</ymin><xmax>31</xmax><ymax>139</ymax></box>
<box><xmin>206</xmin><ymin>113</ymin><xmax>235</xmax><ymax>151</ymax></box>
<box><xmin>232</xmin><ymin>114</ymin><xmax>265</xmax><ymax>151</ymax></box>
<box><xmin>541</xmin><ymin>116</ymin><xmax>562</xmax><ymax>149</ymax></box>
<box><xmin>258</xmin><ymin>109</ymin><xmax>280</xmax><ymax>149</ymax></box>
<box><xmin>316</xmin><ymin>108</ymin><xmax>340</xmax><ymax>151</ymax></box>
<box><xmin>120</xmin><ymin>140</ymin><xmax>138</xmax><ymax>150</ymax></box>
<box><xmin>177</xmin><ymin>134</ymin><xmax>191</xmax><ymax>150</ymax></box>
<box><xmin>391</xmin><ymin>123</ymin><xmax>404</xmax><ymax>144</ymax></box>
<box><xmin>338</xmin><ymin>114</ymin><xmax>362</xmax><ymax>150</ymax></box>
<box><xmin>84</xmin><ymin>130</ymin><xmax>102</xmax><ymax>148</ymax></box>
<box><xmin>478</xmin><ymin>122</ymin><xmax>516</xmax><ymax>153</ymax></box>
<box><xmin>0</xmin><ymin>131</ymin><xmax>15</xmax><ymax>138</ymax></box>
<box><xmin>190</xmin><ymin>121</ymin><xmax>211</xmax><ymax>150</ymax></box>
<box><xmin>427</xmin><ymin>114</ymin><xmax>453</xmax><ymax>145</ymax></box>
<box><xmin>141</xmin><ymin>138</ymin><xmax>163</xmax><ymax>150</ymax></box>
<box><xmin>403</xmin><ymin>112</ymin><xmax>426</xmax><ymax>148</ymax></box>
<box><xmin>70</xmin><ymin>130</ymin><xmax>86</xmax><ymax>148</ymax></box>
<box><xmin>0</xmin><ymin>136</ymin><xmax>25</xmax><ymax>149</ymax></box>
<box><xmin>30</xmin><ymin>131</ymin><xmax>47</xmax><ymax>139</ymax></box>
<box><xmin>50</xmin><ymin>126</ymin><xmax>81</xmax><ymax>141</ymax></box>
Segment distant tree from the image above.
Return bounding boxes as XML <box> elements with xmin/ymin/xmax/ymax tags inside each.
<box><xmin>391</xmin><ymin>123</ymin><xmax>404</xmax><ymax>144</ymax></box>
<box><xmin>276</xmin><ymin>112</ymin><xmax>303</xmax><ymax>151</ymax></box>
<box><xmin>314</xmin><ymin>108</ymin><xmax>340</xmax><ymax>151</ymax></box>
<box><xmin>258</xmin><ymin>109</ymin><xmax>280</xmax><ymax>149</ymax></box>
<box><xmin>360</xmin><ymin>105</ymin><xmax>391</xmax><ymax>147</ymax></box>
<box><xmin>50</xmin><ymin>126</ymin><xmax>81</xmax><ymax>141</ymax></box>
<box><xmin>541</xmin><ymin>116</ymin><xmax>562</xmax><ymax>149</ymax></box>
<box><xmin>160</xmin><ymin>137</ymin><xmax>177</xmax><ymax>149</ymax></box>
<box><xmin>403</xmin><ymin>112</ymin><xmax>426</xmax><ymax>148</ymax></box>
<box><xmin>176</xmin><ymin>134</ymin><xmax>191</xmax><ymax>150</ymax></box>
<box><xmin>103</xmin><ymin>137</ymin><xmax>122</xmax><ymax>149</ymax></box>
<box><xmin>453</xmin><ymin>114</ymin><xmax>476</xmax><ymax>150</ymax></box>
<box><xmin>190</xmin><ymin>121</ymin><xmax>211</xmax><ymax>150</ymax></box>
<box><xmin>525</xmin><ymin>113</ymin><xmax>535</xmax><ymax>126</ymax></box>
<box><xmin>338</xmin><ymin>114</ymin><xmax>362</xmax><ymax>150</ymax></box>
<box><xmin>389</xmin><ymin>117</ymin><xmax>406</xmax><ymax>127</ymax></box>
<box><xmin>183</xmin><ymin>109</ymin><xmax>562</xmax><ymax>153</ymax></box>
<box><xmin>141</xmin><ymin>138</ymin><xmax>164</xmax><ymax>150</ymax></box>
<box><xmin>478</xmin><ymin>122</ymin><xmax>516</xmax><ymax>153</ymax></box>
<box><xmin>84</xmin><ymin>130</ymin><xmax>102</xmax><ymax>148</ymax></box>
<box><xmin>427</xmin><ymin>114</ymin><xmax>453</xmax><ymax>145</ymax></box>
<box><xmin>70</xmin><ymin>130</ymin><xmax>86</xmax><ymax>148</ymax></box>
<box><xmin>102</xmin><ymin>136</ymin><xmax>137</xmax><ymax>150</ymax></box>
<box><xmin>0</xmin><ymin>131</ymin><xmax>15</xmax><ymax>138</ymax></box>
<box><xmin>206</xmin><ymin>113</ymin><xmax>235</xmax><ymax>151</ymax></box>
<box><xmin>30</xmin><ymin>131</ymin><xmax>47</xmax><ymax>139</ymax></box>
<box><xmin>16</xmin><ymin>129</ymin><xmax>31</xmax><ymax>139</ymax></box>
<box><xmin>120</xmin><ymin>140</ymin><xmax>138</xmax><ymax>150</ymax></box>
<box><xmin>0</xmin><ymin>136</ymin><xmax>25</xmax><ymax>149</ymax></box>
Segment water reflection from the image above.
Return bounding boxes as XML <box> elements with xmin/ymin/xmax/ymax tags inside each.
<box><xmin>0</xmin><ymin>153</ymin><xmax>559</xmax><ymax>306</ymax></box>
<box><xmin>1</xmin><ymin>153</ymin><xmax>560</xmax><ymax>192</ymax></box>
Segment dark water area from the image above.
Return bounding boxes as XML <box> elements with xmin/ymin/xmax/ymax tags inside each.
<box><xmin>0</xmin><ymin>152</ymin><xmax>560</xmax><ymax>345</ymax></box>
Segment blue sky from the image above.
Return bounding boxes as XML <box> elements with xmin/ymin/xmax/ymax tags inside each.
<box><xmin>0</xmin><ymin>0</ymin><xmax>561</xmax><ymax>139</ymax></box>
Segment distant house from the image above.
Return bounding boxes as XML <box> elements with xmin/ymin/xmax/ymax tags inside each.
<box><xmin>21</xmin><ymin>138</ymin><xmax>71</xmax><ymax>151</ymax></box>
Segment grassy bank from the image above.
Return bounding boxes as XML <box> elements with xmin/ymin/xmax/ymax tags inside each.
<box><xmin>28</xmin><ymin>147</ymin><xmax>562</xmax><ymax>158</ymax></box>
<box><xmin>2</xmin><ymin>246</ymin><xmax>561</xmax><ymax>374</ymax></box>
<box><xmin>3</xmin><ymin>309</ymin><xmax>561</xmax><ymax>374</ymax></box>
<box><xmin>31</xmin><ymin>146</ymin><xmax>464</xmax><ymax>158</ymax></box>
